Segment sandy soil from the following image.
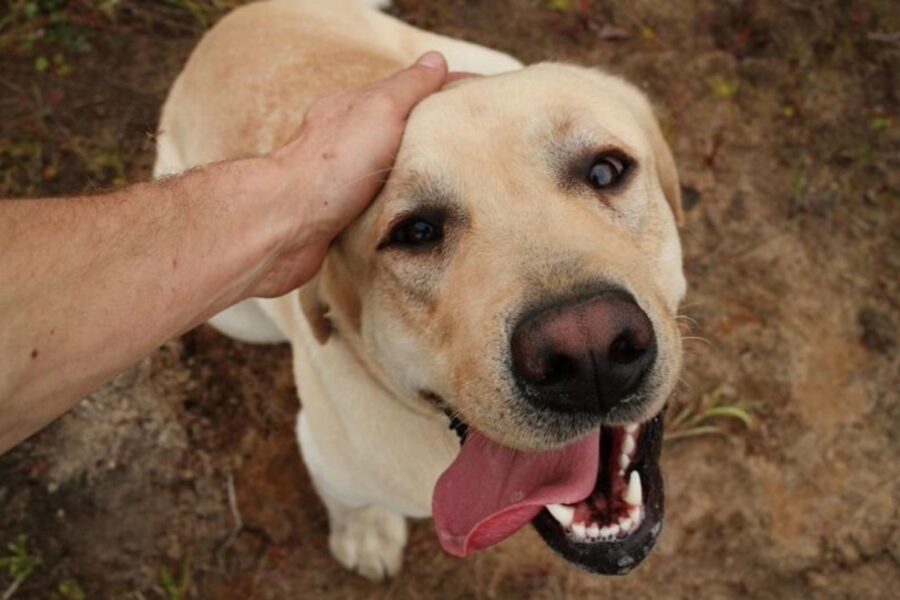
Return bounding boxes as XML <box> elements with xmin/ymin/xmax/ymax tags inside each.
<box><xmin>1</xmin><ymin>1</ymin><xmax>898</xmax><ymax>598</ymax></box>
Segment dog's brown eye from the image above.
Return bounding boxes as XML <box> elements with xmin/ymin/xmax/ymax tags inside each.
<box><xmin>386</xmin><ymin>216</ymin><xmax>443</xmax><ymax>248</ymax></box>
<box><xmin>587</xmin><ymin>155</ymin><xmax>628</xmax><ymax>190</ymax></box>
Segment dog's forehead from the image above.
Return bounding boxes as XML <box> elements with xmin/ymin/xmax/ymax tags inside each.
<box><xmin>350</xmin><ymin>64</ymin><xmax>671</xmax><ymax>250</ymax></box>
<box><xmin>403</xmin><ymin>65</ymin><xmax>652</xmax><ymax>159</ymax></box>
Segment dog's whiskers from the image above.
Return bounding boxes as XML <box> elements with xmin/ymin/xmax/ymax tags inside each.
<box><xmin>680</xmin><ymin>335</ymin><xmax>713</xmax><ymax>347</ymax></box>
<box><xmin>675</xmin><ymin>314</ymin><xmax>699</xmax><ymax>332</ymax></box>
<box><xmin>677</xmin><ymin>300</ymin><xmax>708</xmax><ymax>310</ymax></box>
<box><xmin>676</xmin><ymin>375</ymin><xmax>693</xmax><ymax>391</ymax></box>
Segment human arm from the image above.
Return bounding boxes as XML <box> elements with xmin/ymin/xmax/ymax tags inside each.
<box><xmin>0</xmin><ymin>52</ymin><xmax>449</xmax><ymax>453</ymax></box>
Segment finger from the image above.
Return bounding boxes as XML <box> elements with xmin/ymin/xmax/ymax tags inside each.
<box><xmin>370</xmin><ymin>51</ymin><xmax>448</xmax><ymax>118</ymax></box>
<box><xmin>446</xmin><ymin>71</ymin><xmax>483</xmax><ymax>84</ymax></box>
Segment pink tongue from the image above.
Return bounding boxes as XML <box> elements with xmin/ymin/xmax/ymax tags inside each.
<box><xmin>432</xmin><ymin>429</ymin><xmax>599</xmax><ymax>557</ymax></box>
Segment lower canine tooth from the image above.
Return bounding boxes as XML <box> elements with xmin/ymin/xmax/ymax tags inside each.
<box><xmin>620</xmin><ymin>517</ymin><xmax>633</xmax><ymax>531</ymax></box>
<box><xmin>624</xmin><ymin>471</ymin><xmax>643</xmax><ymax>506</ymax></box>
<box><xmin>546</xmin><ymin>503</ymin><xmax>575</xmax><ymax>527</ymax></box>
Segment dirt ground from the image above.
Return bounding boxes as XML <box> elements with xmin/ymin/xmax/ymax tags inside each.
<box><xmin>1</xmin><ymin>0</ymin><xmax>898</xmax><ymax>598</ymax></box>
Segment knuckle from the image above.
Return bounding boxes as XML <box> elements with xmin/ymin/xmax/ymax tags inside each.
<box><xmin>363</xmin><ymin>88</ymin><xmax>398</xmax><ymax>114</ymax></box>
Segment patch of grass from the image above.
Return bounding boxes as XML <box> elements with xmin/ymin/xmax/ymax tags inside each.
<box><xmin>0</xmin><ymin>535</ymin><xmax>42</xmax><ymax>600</ymax></box>
<box><xmin>19</xmin><ymin>0</ymin><xmax>92</xmax><ymax>49</ymax></box>
<box><xmin>0</xmin><ymin>136</ymin><xmax>56</xmax><ymax>198</ymax></box>
<box><xmin>164</xmin><ymin>0</ymin><xmax>210</xmax><ymax>28</ymax></box>
<box><xmin>856</xmin><ymin>142</ymin><xmax>875</xmax><ymax>168</ymax></box>
<box><xmin>870</xmin><ymin>115</ymin><xmax>891</xmax><ymax>131</ymax></box>
<box><xmin>708</xmin><ymin>75</ymin><xmax>739</xmax><ymax>100</ymax></box>
<box><xmin>0</xmin><ymin>0</ymin><xmax>244</xmax><ymax>59</ymax></box>
<box><xmin>57</xmin><ymin>579</ymin><xmax>86</xmax><ymax>600</ymax></box>
<box><xmin>546</xmin><ymin>0</ymin><xmax>574</xmax><ymax>10</ymax></box>
<box><xmin>93</xmin><ymin>0</ymin><xmax>123</xmax><ymax>17</ymax></box>
<box><xmin>1</xmin><ymin>0</ymin><xmax>93</xmax><ymax>69</ymax></box>
<box><xmin>160</xmin><ymin>558</ymin><xmax>192</xmax><ymax>600</ymax></box>
<box><xmin>792</xmin><ymin>165</ymin><xmax>809</xmax><ymax>200</ymax></box>
<box><xmin>666</xmin><ymin>383</ymin><xmax>754</xmax><ymax>442</ymax></box>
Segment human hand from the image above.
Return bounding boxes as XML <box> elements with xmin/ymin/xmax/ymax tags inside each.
<box><xmin>252</xmin><ymin>51</ymin><xmax>450</xmax><ymax>297</ymax></box>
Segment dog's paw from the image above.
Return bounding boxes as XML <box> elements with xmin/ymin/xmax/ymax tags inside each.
<box><xmin>328</xmin><ymin>505</ymin><xmax>407</xmax><ymax>581</ymax></box>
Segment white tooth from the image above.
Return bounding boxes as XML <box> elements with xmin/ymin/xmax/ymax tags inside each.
<box><xmin>599</xmin><ymin>525</ymin><xmax>613</xmax><ymax>538</ymax></box>
<box><xmin>608</xmin><ymin>524</ymin><xmax>621</xmax><ymax>537</ymax></box>
<box><xmin>620</xmin><ymin>517</ymin><xmax>633</xmax><ymax>532</ymax></box>
<box><xmin>546</xmin><ymin>503</ymin><xmax>575</xmax><ymax>528</ymax></box>
<box><xmin>586</xmin><ymin>523</ymin><xmax>600</xmax><ymax>538</ymax></box>
<box><xmin>572</xmin><ymin>522</ymin><xmax>586</xmax><ymax>538</ymax></box>
<box><xmin>624</xmin><ymin>471</ymin><xmax>643</xmax><ymax>506</ymax></box>
<box><xmin>625</xmin><ymin>423</ymin><xmax>639</xmax><ymax>434</ymax></box>
<box><xmin>629</xmin><ymin>506</ymin><xmax>642</xmax><ymax>522</ymax></box>
<box><xmin>619</xmin><ymin>453</ymin><xmax>630</xmax><ymax>471</ymax></box>
<box><xmin>623</xmin><ymin>434</ymin><xmax>636</xmax><ymax>455</ymax></box>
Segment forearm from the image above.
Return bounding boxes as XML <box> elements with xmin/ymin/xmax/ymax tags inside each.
<box><xmin>0</xmin><ymin>157</ymin><xmax>290</xmax><ymax>451</ymax></box>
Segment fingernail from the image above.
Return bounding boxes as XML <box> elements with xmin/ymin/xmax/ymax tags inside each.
<box><xmin>415</xmin><ymin>51</ymin><xmax>444</xmax><ymax>70</ymax></box>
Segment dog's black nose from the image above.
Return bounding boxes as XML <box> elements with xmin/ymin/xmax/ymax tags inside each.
<box><xmin>511</xmin><ymin>291</ymin><xmax>656</xmax><ymax>416</ymax></box>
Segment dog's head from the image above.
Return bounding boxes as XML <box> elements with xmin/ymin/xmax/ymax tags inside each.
<box><xmin>304</xmin><ymin>63</ymin><xmax>685</xmax><ymax>574</ymax></box>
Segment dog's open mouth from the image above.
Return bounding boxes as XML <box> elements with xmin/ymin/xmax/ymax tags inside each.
<box><xmin>532</xmin><ymin>412</ymin><xmax>665</xmax><ymax>574</ymax></box>
<box><xmin>432</xmin><ymin>411</ymin><xmax>665</xmax><ymax>575</ymax></box>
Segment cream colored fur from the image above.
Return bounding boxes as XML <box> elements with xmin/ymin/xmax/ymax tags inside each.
<box><xmin>155</xmin><ymin>0</ymin><xmax>684</xmax><ymax>581</ymax></box>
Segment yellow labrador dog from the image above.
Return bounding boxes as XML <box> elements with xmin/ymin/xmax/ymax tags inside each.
<box><xmin>155</xmin><ymin>0</ymin><xmax>685</xmax><ymax>581</ymax></box>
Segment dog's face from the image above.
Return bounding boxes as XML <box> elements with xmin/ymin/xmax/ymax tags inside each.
<box><xmin>318</xmin><ymin>64</ymin><xmax>684</xmax><ymax>446</ymax></box>
<box><xmin>308</xmin><ymin>63</ymin><xmax>685</xmax><ymax>573</ymax></box>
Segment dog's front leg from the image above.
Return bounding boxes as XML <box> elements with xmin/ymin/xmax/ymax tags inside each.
<box><xmin>297</xmin><ymin>411</ymin><xmax>409</xmax><ymax>581</ymax></box>
<box><xmin>324</xmin><ymin>501</ymin><xmax>408</xmax><ymax>581</ymax></box>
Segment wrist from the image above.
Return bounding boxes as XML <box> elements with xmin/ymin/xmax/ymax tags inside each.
<box><xmin>223</xmin><ymin>153</ymin><xmax>335</xmax><ymax>299</ymax></box>
<box><xmin>263</xmin><ymin>149</ymin><xmax>336</xmax><ymax>251</ymax></box>
<box><xmin>191</xmin><ymin>156</ymin><xmax>298</xmax><ymax>305</ymax></box>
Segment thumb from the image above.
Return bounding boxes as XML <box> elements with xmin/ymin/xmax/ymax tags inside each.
<box><xmin>373</xmin><ymin>51</ymin><xmax>449</xmax><ymax>118</ymax></box>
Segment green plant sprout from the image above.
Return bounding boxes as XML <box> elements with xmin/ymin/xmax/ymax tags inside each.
<box><xmin>666</xmin><ymin>383</ymin><xmax>755</xmax><ymax>442</ymax></box>
<box><xmin>160</xmin><ymin>559</ymin><xmax>192</xmax><ymax>600</ymax></box>
<box><xmin>0</xmin><ymin>535</ymin><xmax>42</xmax><ymax>600</ymax></box>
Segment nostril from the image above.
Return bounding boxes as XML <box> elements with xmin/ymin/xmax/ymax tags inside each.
<box><xmin>608</xmin><ymin>332</ymin><xmax>648</xmax><ymax>365</ymax></box>
<box><xmin>542</xmin><ymin>353</ymin><xmax>577</xmax><ymax>385</ymax></box>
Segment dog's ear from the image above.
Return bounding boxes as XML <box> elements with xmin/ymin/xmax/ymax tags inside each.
<box><xmin>299</xmin><ymin>275</ymin><xmax>332</xmax><ymax>344</ymax></box>
<box><xmin>645</xmin><ymin>117</ymin><xmax>684</xmax><ymax>226</ymax></box>
<box><xmin>299</xmin><ymin>254</ymin><xmax>362</xmax><ymax>344</ymax></box>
